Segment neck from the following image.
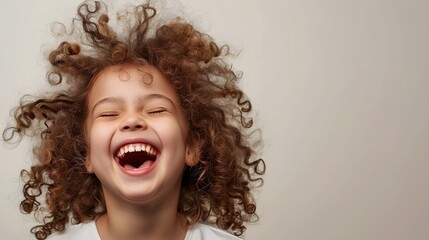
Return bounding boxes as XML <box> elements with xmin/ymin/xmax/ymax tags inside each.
<box><xmin>96</xmin><ymin>188</ymin><xmax>187</xmax><ymax>240</ymax></box>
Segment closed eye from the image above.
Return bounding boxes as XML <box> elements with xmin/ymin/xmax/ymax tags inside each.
<box><xmin>99</xmin><ymin>113</ymin><xmax>119</xmax><ymax>118</ymax></box>
<box><xmin>148</xmin><ymin>109</ymin><xmax>166</xmax><ymax>115</ymax></box>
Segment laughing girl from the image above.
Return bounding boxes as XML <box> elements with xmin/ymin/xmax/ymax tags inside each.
<box><xmin>3</xmin><ymin>1</ymin><xmax>265</xmax><ymax>239</ymax></box>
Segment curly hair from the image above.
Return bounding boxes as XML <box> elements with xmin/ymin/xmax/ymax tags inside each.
<box><xmin>3</xmin><ymin>1</ymin><xmax>265</xmax><ymax>239</ymax></box>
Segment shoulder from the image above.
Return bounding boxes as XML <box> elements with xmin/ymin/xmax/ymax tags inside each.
<box><xmin>47</xmin><ymin>221</ymin><xmax>100</xmax><ymax>240</ymax></box>
<box><xmin>186</xmin><ymin>222</ymin><xmax>242</xmax><ymax>240</ymax></box>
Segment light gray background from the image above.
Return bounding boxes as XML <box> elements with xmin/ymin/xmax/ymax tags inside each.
<box><xmin>1</xmin><ymin>0</ymin><xmax>429</xmax><ymax>239</ymax></box>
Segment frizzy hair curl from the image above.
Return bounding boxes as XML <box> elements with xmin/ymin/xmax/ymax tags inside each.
<box><xmin>3</xmin><ymin>1</ymin><xmax>265</xmax><ymax>239</ymax></box>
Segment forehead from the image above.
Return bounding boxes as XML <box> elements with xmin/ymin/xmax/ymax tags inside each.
<box><xmin>95</xmin><ymin>64</ymin><xmax>153</xmax><ymax>83</ymax></box>
<box><xmin>87</xmin><ymin>64</ymin><xmax>180</xmax><ymax>104</ymax></box>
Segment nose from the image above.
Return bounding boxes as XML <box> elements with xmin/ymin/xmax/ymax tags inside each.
<box><xmin>120</xmin><ymin>114</ymin><xmax>147</xmax><ymax>131</ymax></box>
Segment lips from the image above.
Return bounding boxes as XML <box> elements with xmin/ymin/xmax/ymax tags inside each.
<box><xmin>114</xmin><ymin>142</ymin><xmax>159</xmax><ymax>174</ymax></box>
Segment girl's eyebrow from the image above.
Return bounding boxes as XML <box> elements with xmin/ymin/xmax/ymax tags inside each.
<box><xmin>138</xmin><ymin>94</ymin><xmax>176</xmax><ymax>107</ymax></box>
<box><xmin>91</xmin><ymin>94</ymin><xmax>177</xmax><ymax>114</ymax></box>
<box><xmin>91</xmin><ymin>97</ymin><xmax>124</xmax><ymax>114</ymax></box>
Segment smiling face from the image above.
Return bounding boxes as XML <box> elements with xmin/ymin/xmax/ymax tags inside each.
<box><xmin>85</xmin><ymin>64</ymin><xmax>197</xmax><ymax>206</ymax></box>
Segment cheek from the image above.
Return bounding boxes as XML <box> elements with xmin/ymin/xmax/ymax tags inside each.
<box><xmin>86</xmin><ymin>123</ymin><xmax>114</xmax><ymax>175</ymax></box>
<box><xmin>87</xmin><ymin>123</ymin><xmax>112</xmax><ymax>155</ymax></box>
<box><xmin>156</xmin><ymin>119</ymin><xmax>187</xmax><ymax>148</ymax></box>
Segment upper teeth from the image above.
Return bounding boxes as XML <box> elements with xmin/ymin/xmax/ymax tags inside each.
<box><xmin>117</xmin><ymin>143</ymin><xmax>157</xmax><ymax>158</ymax></box>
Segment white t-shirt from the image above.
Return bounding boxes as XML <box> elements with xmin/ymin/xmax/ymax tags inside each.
<box><xmin>48</xmin><ymin>221</ymin><xmax>241</xmax><ymax>240</ymax></box>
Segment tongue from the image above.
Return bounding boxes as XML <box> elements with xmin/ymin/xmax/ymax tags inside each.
<box><xmin>123</xmin><ymin>160</ymin><xmax>154</xmax><ymax>170</ymax></box>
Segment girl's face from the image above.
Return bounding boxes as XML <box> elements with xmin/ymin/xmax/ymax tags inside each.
<box><xmin>85</xmin><ymin>64</ymin><xmax>197</xmax><ymax>206</ymax></box>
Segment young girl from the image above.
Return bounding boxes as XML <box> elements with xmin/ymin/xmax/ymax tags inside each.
<box><xmin>3</xmin><ymin>1</ymin><xmax>265</xmax><ymax>239</ymax></box>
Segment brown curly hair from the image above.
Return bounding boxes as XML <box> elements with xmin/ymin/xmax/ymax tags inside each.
<box><xmin>3</xmin><ymin>1</ymin><xmax>265</xmax><ymax>239</ymax></box>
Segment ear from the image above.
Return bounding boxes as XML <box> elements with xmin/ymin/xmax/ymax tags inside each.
<box><xmin>85</xmin><ymin>155</ymin><xmax>94</xmax><ymax>173</ymax></box>
<box><xmin>185</xmin><ymin>144</ymin><xmax>200</xmax><ymax>167</ymax></box>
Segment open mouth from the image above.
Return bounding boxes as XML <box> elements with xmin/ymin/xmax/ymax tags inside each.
<box><xmin>116</xmin><ymin>143</ymin><xmax>158</xmax><ymax>170</ymax></box>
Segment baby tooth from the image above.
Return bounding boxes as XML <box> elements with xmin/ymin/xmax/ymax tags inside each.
<box><xmin>130</xmin><ymin>145</ymin><xmax>136</xmax><ymax>152</ymax></box>
<box><xmin>135</xmin><ymin>145</ymin><xmax>142</xmax><ymax>151</ymax></box>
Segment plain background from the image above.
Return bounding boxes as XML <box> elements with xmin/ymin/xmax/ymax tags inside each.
<box><xmin>1</xmin><ymin>0</ymin><xmax>429</xmax><ymax>239</ymax></box>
